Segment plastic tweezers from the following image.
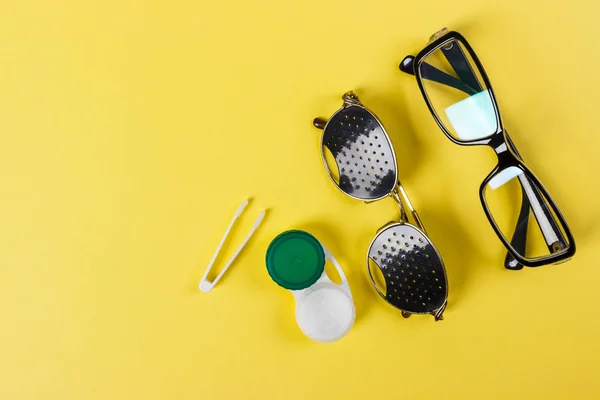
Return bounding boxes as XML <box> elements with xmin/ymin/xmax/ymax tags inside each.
<box><xmin>199</xmin><ymin>199</ymin><xmax>265</xmax><ymax>292</ymax></box>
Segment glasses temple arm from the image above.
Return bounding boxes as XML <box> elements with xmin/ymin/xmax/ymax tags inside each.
<box><xmin>393</xmin><ymin>182</ymin><xmax>427</xmax><ymax>234</ymax></box>
<box><xmin>440</xmin><ymin>45</ymin><xmax>483</xmax><ymax>93</ymax></box>
<box><xmin>503</xmin><ymin>134</ymin><xmax>529</xmax><ymax>270</ymax></box>
<box><xmin>504</xmin><ymin>188</ymin><xmax>530</xmax><ymax>270</ymax></box>
<box><xmin>400</xmin><ymin>56</ymin><xmax>478</xmax><ymax>96</ymax></box>
<box><xmin>390</xmin><ymin>189</ymin><xmax>408</xmax><ymax>225</ymax></box>
<box><xmin>401</xmin><ymin>43</ymin><xmax>483</xmax><ymax>94</ymax></box>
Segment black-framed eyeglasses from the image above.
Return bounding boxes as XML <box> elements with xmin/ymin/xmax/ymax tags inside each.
<box><xmin>399</xmin><ymin>28</ymin><xmax>575</xmax><ymax>269</ymax></box>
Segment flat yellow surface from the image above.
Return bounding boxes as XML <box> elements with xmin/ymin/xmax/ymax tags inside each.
<box><xmin>1</xmin><ymin>1</ymin><xmax>599</xmax><ymax>399</ymax></box>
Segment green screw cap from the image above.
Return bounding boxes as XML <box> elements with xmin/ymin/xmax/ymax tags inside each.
<box><xmin>266</xmin><ymin>230</ymin><xmax>325</xmax><ymax>290</ymax></box>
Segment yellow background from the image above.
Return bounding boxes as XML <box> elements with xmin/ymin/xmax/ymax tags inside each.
<box><xmin>1</xmin><ymin>1</ymin><xmax>599</xmax><ymax>398</ymax></box>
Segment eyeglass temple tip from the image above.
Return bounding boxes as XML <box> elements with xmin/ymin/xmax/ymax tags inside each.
<box><xmin>313</xmin><ymin>117</ymin><xmax>327</xmax><ymax>130</ymax></box>
<box><xmin>399</xmin><ymin>56</ymin><xmax>415</xmax><ymax>75</ymax></box>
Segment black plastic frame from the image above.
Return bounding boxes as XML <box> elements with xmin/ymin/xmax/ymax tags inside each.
<box><xmin>400</xmin><ymin>30</ymin><xmax>576</xmax><ymax>268</ymax></box>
